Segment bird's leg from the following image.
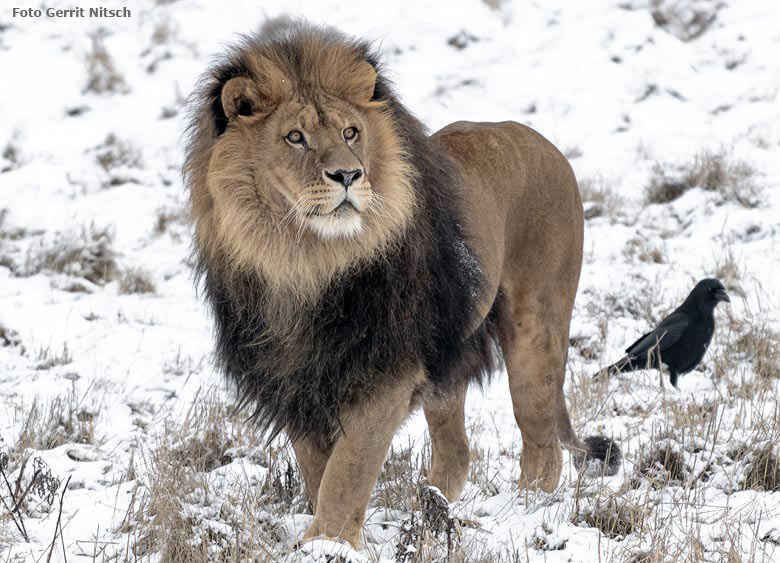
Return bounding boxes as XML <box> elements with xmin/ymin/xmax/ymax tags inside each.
<box><xmin>669</xmin><ymin>370</ymin><xmax>679</xmax><ymax>388</ymax></box>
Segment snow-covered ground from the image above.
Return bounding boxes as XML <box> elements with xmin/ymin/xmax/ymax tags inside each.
<box><xmin>1</xmin><ymin>0</ymin><xmax>779</xmax><ymax>561</ymax></box>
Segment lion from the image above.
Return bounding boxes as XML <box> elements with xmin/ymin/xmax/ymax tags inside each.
<box><xmin>185</xmin><ymin>19</ymin><xmax>621</xmax><ymax>549</ymax></box>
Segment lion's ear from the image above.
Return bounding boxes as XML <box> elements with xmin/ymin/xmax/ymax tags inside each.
<box><xmin>221</xmin><ymin>61</ymin><xmax>291</xmax><ymax>121</ymax></box>
<box><xmin>221</xmin><ymin>77</ymin><xmax>263</xmax><ymax>120</ymax></box>
<box><xmin>345</xmin><ymin>61</ymin><xmax>377</xmax><ymax>103</ymax></box>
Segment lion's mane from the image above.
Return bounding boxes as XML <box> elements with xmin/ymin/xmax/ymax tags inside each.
<box><xmin>186</xmin><ymin>22</ymin><xmax>506</xmax><ymax>447</ymax></box>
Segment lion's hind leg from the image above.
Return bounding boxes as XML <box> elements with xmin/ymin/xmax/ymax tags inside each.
<box><xmin>423</xmin><ymin>384</ymin><xmax>469</xmax><ymax>502</ymax></box>
<box><xmin>502</xmin><ymin>293</ymin><xmax>566</xmax><ymax>492</ymax></box>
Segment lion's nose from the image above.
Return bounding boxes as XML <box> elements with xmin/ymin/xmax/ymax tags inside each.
<box><xmin>324</xmin><ymin>168</ymin><xmax>363</xmax><ymax>189</ymax></box>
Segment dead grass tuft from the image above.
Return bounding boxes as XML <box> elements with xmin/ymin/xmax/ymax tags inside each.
<box><xmin>480</xmin><ymin>0</ymin><xmax>507</xmax><ymax>11</ymax></box>
<box><xmin>151</xmin><ymin>19</ymin><xmax>174</xmax><ymax>44</ymax></box>
<box><xmin>154</xmin><ymin>205</ymin><xmax>188</xmax><ymax>236</ymax></box>
<box><xmin>95</xmin><ymin>133</ymin><xmax>143</xmax><ymax>176</ymax></box>
<box><xmin>375</xmin><ymin>441</ymin><xmax>428</xmax><ymax>511</ymax></box>
<box><xmin>1</xmin><ymin>139</ymin><xmax>21</xmax><ymax>173</ymax></box>
<box><xmin>580</xmin><ymin>175</ymin><xmax>625</xmax><ymax>221</ymax></box>
<box><xmin>84</xmin><ymin>31</ymin><xmax>128</xmax><ymax>94</ymax></box>
<box><xmin>575</xmin><ymin>494</ymin><xmax>650</xmax><ymax>540</ymax></box>
<box><xmin>636</xmin><ymin>442</ymin><xmax>687</xmax><ymax>487</ymax></box>
<box><xmin>725</xmin><ymin>312</ymin><xmax>780</xmax><ymax>381</ymax></box>
<box><xmin>35</xmin><ymin>342</ymin><xmax>72</xmax><ymax>370</ymax></box>
<box><xmin>393</xmin><ymin>484</ymin><xmax>466</xmax><ymax>563</ymax></box>
<box><xmin>15</xmin><ymin>392</ymin><xmax>97</xmax><ymax>456</ymax></box>
<box><xmin>623</xmin><ymin>237</ymin><xmax>666</xmax><ymax>264</ymax></box>
<box><xmin>527</xmin><ymin>522</ymin><xmax>568</xmax><ymax>552</ymax></box>
<box><xmin>645</xmin><ymin>149</ymin><xmax>760</xmax><ymax>207</ymax></box>
<box><xmin>0</xmin><ymin>321</ymin><xmax>21</xmax><ymax>348</ymax></box>
<box><xmin>24</xmin><ymin>224</ymin><xmax>117</xmax><ymax>284</ymax></box>
<box><xmin>650</xmin><ymin>0</ymin><xmax>720</xmax><ymax>42</ymax></box>
<box><xmin>137</xmin><ymin>392</ymin><xmax>297</xmax><ymax>562</ymax></box>
<box><xmin>713</xmin><ymin>247</ymin><xmax>745</xmax><ymax>298</ymax></box>
<box><xmin>743</xmin><ymin>447</ymin><xmax>780</xmax><ymax>491</ymax></box>
<box><xmin>118</xmin><ymin>266</ymin><xmax>156</xmax><ymax>294</ymax></box>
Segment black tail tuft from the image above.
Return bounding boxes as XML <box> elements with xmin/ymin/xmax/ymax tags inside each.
<box><xmin>574</xmin><ymin>435</ymin><xmax>622</xmax><ymax>477</ymax></box>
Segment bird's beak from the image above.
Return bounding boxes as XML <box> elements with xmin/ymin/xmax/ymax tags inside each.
<box><xmin>715</xmin><ymin>288</ymin><xmax>731</xmax><ymax>303</ymax></box>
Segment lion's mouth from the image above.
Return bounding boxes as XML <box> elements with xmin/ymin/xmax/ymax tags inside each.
<box><xmin>332</xmin><ymin>200</ymin><xmax>357</xmax><ymax>214</ymax></box>
<box><xmin>310</xmin><ymin>198</ymin><xmax>359</xmax><ymax>217</ymax></box>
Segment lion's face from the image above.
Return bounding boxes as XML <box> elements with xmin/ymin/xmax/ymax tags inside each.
<box><xmin>254</xmin><ymin>96</ymin><xmax>376</xmax><ymax>240</ymax></box>
<box><xmin>191</xmin><ymin>47</ymin><xmax>415</xmax><ymax>294</ymax></box>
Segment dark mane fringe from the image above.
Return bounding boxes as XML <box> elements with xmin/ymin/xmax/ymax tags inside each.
<box><xmin>191</xmin><ymin>21</ymin><xmax>507</xmax><ymax>447</ymax></box>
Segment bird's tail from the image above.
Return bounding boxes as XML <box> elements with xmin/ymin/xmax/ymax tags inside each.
<box><xmin>593</xmin><ymin>356</ymin><xmax>636</xmax><ymax>380</ymax></box>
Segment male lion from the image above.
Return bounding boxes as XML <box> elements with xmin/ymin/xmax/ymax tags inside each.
<box><xmin>186</xmin><ymin>19</ymin><xmax>620</xmax><ymax>549</ymax></box>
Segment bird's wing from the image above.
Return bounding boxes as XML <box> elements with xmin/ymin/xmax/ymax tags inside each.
<box><xmin>624</xmin><ymin>313</ymin><xmax>689</xmax><ymax>358</ymax></box>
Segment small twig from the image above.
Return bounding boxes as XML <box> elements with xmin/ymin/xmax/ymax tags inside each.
<box><xmin>14</xmin><ymin>455</ymin><xmax>30</xmax><ymax>499</ymax></box>
<box><xmin>0</xmin><ymin>463</ymin><xmax>29</xmax><ymax>541</ymax></box>
<box><xmin>92</xmin><ymin>523</ymin><xmax>100</xmax><ymax>561</ymax></box>
<box><xmin>0</xmin><ymin>480</ymin><xmax>27</xmax><ymax>540</ymax></box>
<box><xmin>10</xmin><ymin>469</ymin><xmax>43</xmax><ymax>512</ymax></box>
<box><xmin>46</xmin><ymin>475</ymin><xmax>72</xmax><ymax>563</ymax></box>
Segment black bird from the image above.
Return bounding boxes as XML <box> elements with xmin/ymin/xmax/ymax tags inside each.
<box><xmin>597</xmin><ymin>278</ymin><xmax>730</xmax><ymax>388</ymax></box>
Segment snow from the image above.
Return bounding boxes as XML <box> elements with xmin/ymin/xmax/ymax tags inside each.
<box><xmin>2</xmin><ymin>0</ymin><xmax>780</xmax><ymax>560</ymax></box>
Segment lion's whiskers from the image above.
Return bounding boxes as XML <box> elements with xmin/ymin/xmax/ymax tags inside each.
<box><xmin>277</xmin><ymin>198</ymin><xmax>305</xmax><ymax>232</ymax></box>
<box><xmin>293</xmin><ymin>199</ymin><xmax>319</xmax><ymax>245</ymax></box>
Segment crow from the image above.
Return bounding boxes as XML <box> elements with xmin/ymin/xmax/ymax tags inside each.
<box><xmin>596</xmin><ymin>278</ymin><xmax>730</xmax><ymax>388</ymax></box>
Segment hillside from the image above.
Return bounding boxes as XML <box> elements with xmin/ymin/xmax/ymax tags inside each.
<box><xmin>1</xmin><ymin>1</ymin><xmax>779</xmax><ymax>561</ymax></box>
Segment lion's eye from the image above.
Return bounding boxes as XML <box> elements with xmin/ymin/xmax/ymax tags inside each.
<box><xmin>343</xmin><ymin>127</ymin><xmax>358</xmax><ymax>142</ymax></box>
<box><xmin>286</xmin><ymin>130</ymin><xmax>304</xmax><ymax>145</ymax></box>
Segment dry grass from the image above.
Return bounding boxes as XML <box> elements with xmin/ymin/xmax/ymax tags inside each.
<box><xmin>154</xmin><ymin>205</ymin><xmax>188</xmax><ymax>237</ymax></box>
<box><xmin>14</xmin><ymin>391</ymin><xmax>98</xmax><ymax>458</ymax></box>
<box><xmin>650</xmin><ymin>0</ymin><xmax>720</xmax><ymax>42</ymax></box>
<box><xmin>4</xmin><ymin>277</ymin><xmax>779</xmax><ymax>561</ymax></box>
<box><xmin>645</xmin><ymin>149</ymin><xmax>760</xmax><ymax>207</ymax></box>
<box><xmin>151</xmin><ymin>19</ymin><xmax>174</xmax><ymax>45</ymax></box>
<box><xmin>722</xmin><ymin>308</ymin><xmax>780</xmax><ymax>383</ymax></box>
<box><xmin>0</xmin><ymin>321</ymin><xmax>21</xmax><ymax>349</ymax></box>
<box><xmin>743</xmin><ymin>447</ymin><xmax>780</xmax><ymax>492</ymax></box>
<box><xmin>118</xmin><ymin>266</ymin><xmax>156</xmax><ymax>294</ymax></box>
<box><xmin>635</xmin><ymin>441</ymin><xmax>687</xmax><ymax>488</ymax></box>
<box><xmin>375</xmin><ymin>441</ymin><xmax>428</xmax><ymax>512</ymax></box>
<box><xmin>95</xmin><ymin>133</ymin><xmax>143</xmax><ymax>176</ymax></box>
<box><xmin>135</xmin><ymin>391</ymin><xmax>297</xmax><ymax>563</ymax></box>
<box><xmin>84</xmin><ymin>31</ymin><xmax>128</xmax><ymax>94</ymax></box>
<box><xmin>35</xmin><ymin>342</ymin><xmax>72</xmax><ymax>370</ymax></box>
<box><xmin>1</xmin><ymin>139</ymin><xmax>21</xmax><ymax>173</ymax></box>
<box><xmin>623</xmin><ymin>237</ymin><xmax>666</xmax><ymax>264</ymax></box>
<box><xmin>713</xmin><ymin>247</ymin><xmax>746</xmax><ymax>298</ymax></box>
<box><xmin>572</xmin><ymin>489</ymin><xmax>652</xmax><ymax>540</ymax></box>
<box><xmin>23</xmin><ymin>224</ymin><xmax>117</xmax><ymax>284</ymax></box>
<box><xmin>480</xmin><ymin>0</ymin><xmax>507</xmax><ymax>11</ymax></box>
<box><xmin>580</xmin><ymin>175</ymin><xmax>626</xmax><ymax>222</ymax></box>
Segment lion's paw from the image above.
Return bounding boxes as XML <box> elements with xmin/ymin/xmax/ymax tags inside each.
<box><xmin>285</xmin><ymin>537</ymin><xmax>367</xmax><ymax>563</ymax></box>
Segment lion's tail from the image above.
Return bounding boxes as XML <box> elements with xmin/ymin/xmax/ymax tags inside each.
<box><xmin>556</xmin><ymin>392</ymin><xmax>622</xmax><ymax>476</ymax></box>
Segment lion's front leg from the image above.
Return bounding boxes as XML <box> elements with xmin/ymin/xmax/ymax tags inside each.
<box><xmin>292</xmin><ymin>437</ymin><xmax>331</xmax><ymax>512</ymax></box>
<box><xmin>302</xmin><ymin>374</ymin><xmax>421</xmax><ymax>548</ymax></box>
<box><xmin>423</xmin><ymin>384</ymin><xmax>469</xmax><ymax>502</ymax></box>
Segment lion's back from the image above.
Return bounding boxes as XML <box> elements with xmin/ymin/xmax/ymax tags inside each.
<box><xmin>433</xmin><ymin>120</ymin><xmax>584</xmax><ymax>300</ymax></box>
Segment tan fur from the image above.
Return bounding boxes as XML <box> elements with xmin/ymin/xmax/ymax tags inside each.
<box><xmin>435</xmin><ymin>121</ymin><xmax>586</xmax><ymax>493</ymax></box>
<box><xmin>189</xmin><ymin>34</ymin><xmax>587</xmax><ymax>549</ymax></box>
<box><xmin>189</xmin><ymin>39</ymin><xmax>414</xmax><ymax>300</ymax></box>
<box><xmin>285</xmin><ymin>121</ymin><xmax>586</xmax><ymax>546</ymax></box>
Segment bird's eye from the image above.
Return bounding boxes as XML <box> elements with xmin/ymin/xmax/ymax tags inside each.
<box><xmin>343</xmin><ymin>127</ymin><xmax>358</xmax><ymax>142</ymax></box>
<box><xmin>286</xmin><ymin>130</ymin><xmax>304</xmax><ymax>145</ymax></box>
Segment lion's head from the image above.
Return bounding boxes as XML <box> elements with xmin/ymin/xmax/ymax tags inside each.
<box><xmin>186</xmin><ymin>23</ymin><xmax>415</xmax><ymax>297</ymax></box>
